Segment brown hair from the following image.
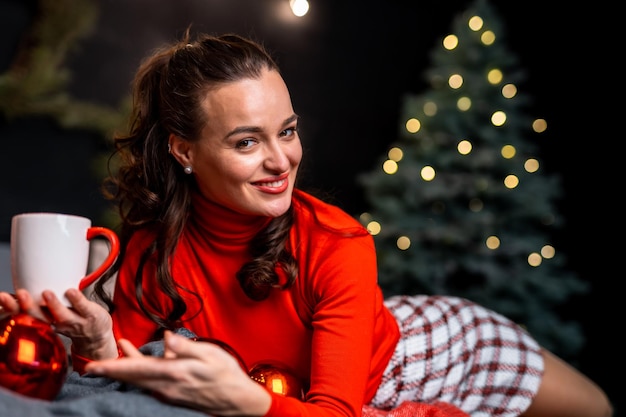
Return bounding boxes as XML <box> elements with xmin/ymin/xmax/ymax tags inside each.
<box><xmin>95</xmin><ymin>30</ymin><xmax>297</xmax><ymax>333</ymax></box>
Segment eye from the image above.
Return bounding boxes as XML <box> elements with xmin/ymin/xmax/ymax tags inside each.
<box><xmin>280</xmin><ymin>126</ymin><xmax>298</xmax><ymax>138</ymax></box>
<box><xmin>236</xmin><ymin>138</ymin><xmax>257</xmax><ymax>149</ymax></box>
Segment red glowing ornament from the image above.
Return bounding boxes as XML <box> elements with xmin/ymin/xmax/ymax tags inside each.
<box><xmin>248</xmin><ymin>362</ymin><xmax>305</xmax><ymax>400</ymax></box>
<box><xmin>0</xmin><ymin>313</ymin><xmax>68</xmax><ymax>400</ymax></box>
<box><xmin>193</xmin><ymin>338</ymin><xmax>305</xmax><ymax>400</ymax></box>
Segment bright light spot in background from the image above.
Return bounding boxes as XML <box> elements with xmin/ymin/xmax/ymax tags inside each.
<box><xmin>366</xmin><ymin>221</ymin><xmax>381</xmax><ymax>235</ymax></box>
<box><xmin>486</xmin><ymin>235</ymin><xmax>500</xmax><ymax>249</ymax></box>
<box><xmin>533</xmin><ymin>118</ymin><xmax>547</xmax><ymax>133</ymax></box>
<box><xmin>388</xmin><ymin>147</ymin><xmax>403</xmax><ymax>161</ymax></box>
<box><xmin>383</xmin><ymin>159</ymin><xmax>398</xmax><ymax>174</ymax></box>
<box><xmin>491</xmin><ymin>110</ymin><xmax>506</xmax><ymax>126</ymax></box>
<box><xmin>443</xmin><ymin>34</ymin><xmax>458</xmax><ymax>50</ymax></box>
<box><xmin>396</xmin><ymin>236</ymin><xmax>411</xmax><ymax>250</ymax></box>
<box><xmin>528</xmin><ymin>252</ymin><xmax>542</xmax><ymax>266</ymax></box>
<box><xmin>541</xmin><ymin>245</ymin><xmax>555</xmax><ymax>259</ymax></box>
<box><xmin>502</xmin><ymin>83</ymin><xmax>517</xmax><ymax>98</ymax></box>
<box><xmin>421</xmin><ymin>166</ymin><xmax>435</xmax><ymax>181</ymax></box>
<box><xmin>457</xmin><ymin>96</ymin><xmax>471</xmax><ymax>111</ymax></box>
<box><xmin>525</xmin><ymin>158</ymin><xmax>539</xmax><ymax>173</ymax></box>
<box><xmin>487</xmin><ymin>68</ymin><xmax>503</xmax><ymax>84</ymax></box>
<box><xmin>406</xmin><ymin>118</ymin><xmax>421</xmax><ymax>133</ymax></box>
<box><xmin>504</xmin><ymin>174</ymin><xmax>519</xmax><ymax>189</ymax></box>
<box><xmin>457</xmin><ymin>140</ymin><xmax>472</xmax><ymax>155</ymax></box>
<box><xmin>448</xmin><ymin>74</ymin><xmax>463</xmax><ymax>89</ymax></box>
<box><xmin>468</xmin><ymin>16</ymin><xmax>484</xmax><ymax>31</ymax></box>
<box><xmin>289</xmin><ymin>0</ymin><xmax>309</xmax><ymax>16</ymax></box>
<box><xmin>501</xmin><ymin>144</ymin><xmax>515</xmax><ymax>159</ymax></box>
<box><xmin>481</xmin><ymin>30</ymin><xmax>496</xmax><ymax>45</ymax></box>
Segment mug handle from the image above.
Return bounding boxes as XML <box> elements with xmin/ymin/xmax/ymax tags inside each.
<box><xmin>78</xmin><ymin>227</ymin><xmax>120</xmax><ymax>291</ymax></box>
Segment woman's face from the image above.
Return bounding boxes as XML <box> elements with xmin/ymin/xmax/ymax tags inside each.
<box><xmin>171</xmin><ymin>68</ymin><xmax>302</xmax><ymax>217</ymax></box>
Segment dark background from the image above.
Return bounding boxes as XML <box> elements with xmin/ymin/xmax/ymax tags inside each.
<box><xmin>0</xmin><ymin>0</ymin><xmax>620</xmax><ymax>413</ymax></box>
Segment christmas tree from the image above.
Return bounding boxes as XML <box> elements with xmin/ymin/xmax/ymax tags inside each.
<box><xmin>357</xmin><ymin>0</ymin><xmax>587</xmax><ymax>359</ymax></box>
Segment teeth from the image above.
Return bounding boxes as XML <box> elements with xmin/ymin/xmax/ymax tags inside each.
<box><xmin>258</xmin><ymin>179</ymin><xmax>284</xmax><ymax>187</ymax></box>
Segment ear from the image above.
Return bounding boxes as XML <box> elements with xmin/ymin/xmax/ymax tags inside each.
<box><xmin>168</xmin><ymin>134</ymin><xmax>193</xmax><ymax>167</ymax></box>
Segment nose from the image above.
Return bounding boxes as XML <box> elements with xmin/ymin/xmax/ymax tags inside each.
<box><xmin>263</xmin><ymin>140</ymin><xmax>291</xmax><ymax>173</ymax></box>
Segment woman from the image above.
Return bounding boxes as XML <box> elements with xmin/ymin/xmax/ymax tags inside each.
<box><xmin>0</xmin><ymin>31</ymin><xmax>612</xmax><ymax>417</ymax></box>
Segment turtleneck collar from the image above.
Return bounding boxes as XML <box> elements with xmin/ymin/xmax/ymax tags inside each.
<box><xmin>188</xmin><ymin>190</ymin><xmax>273</xmax><ymax>244</ymax></box>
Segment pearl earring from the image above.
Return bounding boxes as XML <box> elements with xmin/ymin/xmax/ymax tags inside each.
<box><xmin>184</xmin><ymin>166</ymin><xmax>193</xmax><ymax>174</ymax></box>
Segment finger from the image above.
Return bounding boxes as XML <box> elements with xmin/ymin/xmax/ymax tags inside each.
<box><xmin>0</xmin><ymin>292</ymin><xmax>19</xmax><ymax>314</ymax></box>
<box><xmin>51</xmin><ymin>288</ymin><xmax>107</xmax><ymax>324</ymax></box>
<box><xmin>163</xmin><ymin>331</ymin><xmax>202</xmax><ymax>358</ymax></box>
<box><xmin>63</xmin><ymin>288</ymin><xmax>92</xmax><ymax>314</ymax></box>
<box><xmin>14</xmin><ymin>289</ymin><xmax>48</xmax><ymax>321</ymax></box>
<box><xmin>40</xmin><ymin>290</ymin><xmax>95</xmax><ymax>331</ymax></box>
<box><xmin>118</xmin><ymin>338</ymin><xmax>144</xmax><ymax>358</ymax></box>
<box><xmin>41</xmin><ymin>290</ymin><xmax>72</xmax><ymax>320</ymax></box>
<box><xmin>86</xmin><ymin>355</ymin><xmax>168</xmax><ymax>380</ymax></box>
<box><xmin>162</xmin><ymin>331</ymin><xmax>178</xmax><ymax>359</ymax></box>
<box><xmin>15</xmin><ymin>288</ymin><xmax>37</xmax><ymax>310</ymax></box>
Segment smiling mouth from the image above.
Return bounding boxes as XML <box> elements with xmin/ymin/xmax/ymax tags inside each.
<box><xmin>255</xmin><ymin>179</ymin><xmax>285</xmax><ymax>188</ymax></box>
<box><xmin>253</xmin><ymin>174</ymin><xmax>290</xmax><ymax>194</ymax></box>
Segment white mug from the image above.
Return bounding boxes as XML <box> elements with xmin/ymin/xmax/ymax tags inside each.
<box><xmin>10</xmin><ymin>212</ymin><xmax>120</xmax><ymax>306</ymax></box>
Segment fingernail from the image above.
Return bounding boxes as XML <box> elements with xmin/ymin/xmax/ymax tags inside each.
<box><xmin>167</xmin><ymin>333</ymin><xmax>179</xmax><ymax>349</ymax></box>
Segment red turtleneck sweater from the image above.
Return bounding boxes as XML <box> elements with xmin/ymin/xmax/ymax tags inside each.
<box><xmin>110</xmin><ymin>189</ymin><xmax>400</xmax><ymax>417</ymax></box>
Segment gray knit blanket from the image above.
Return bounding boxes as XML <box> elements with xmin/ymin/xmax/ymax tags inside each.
<box><xmin>0</xmin><ymin>328</ymin><xmax>212</xmax><ymax>417</ymax></box>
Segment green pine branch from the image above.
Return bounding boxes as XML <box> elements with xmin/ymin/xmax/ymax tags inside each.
<box><xmin>0</xmin><ymin>0</ymin><xmax>129</xmax><ymax>140</ymax></box>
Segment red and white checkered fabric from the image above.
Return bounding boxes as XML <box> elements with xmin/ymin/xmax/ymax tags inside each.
<box><xmin>369</xmin><ymin>295</ymin><xmax>543</xmax><ymax>417</ymax></box>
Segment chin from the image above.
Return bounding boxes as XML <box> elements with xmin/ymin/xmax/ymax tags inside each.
<box><xmin>261</xmin><ymin>197</ymin><xmax>292</xmax><ymax>218</ymax></box>
<box><xmin>263</xmin><ymin>205</ymin><xmax>291</xmax><ymax>218</ymax></box>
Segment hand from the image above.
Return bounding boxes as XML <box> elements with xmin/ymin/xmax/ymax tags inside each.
<box><xmin>0</xmin><ymin>288</ymin><xmax>117</xmax><ymax>361</ymax></box>
<box><xmin>86</xmin><ymin>331</ymin><xmax>272</xmax><ymax>416</ymax></box>
<box><xmin>43</xmin><ymin>288</ymin><xmax>118</xmax><ymax>360</ymax></box>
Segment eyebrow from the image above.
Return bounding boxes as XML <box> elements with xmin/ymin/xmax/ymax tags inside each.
<box><xmin>224</xmin><ymin>113</ymin><xmax>299</xmax><ymax>139</ymax></box>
